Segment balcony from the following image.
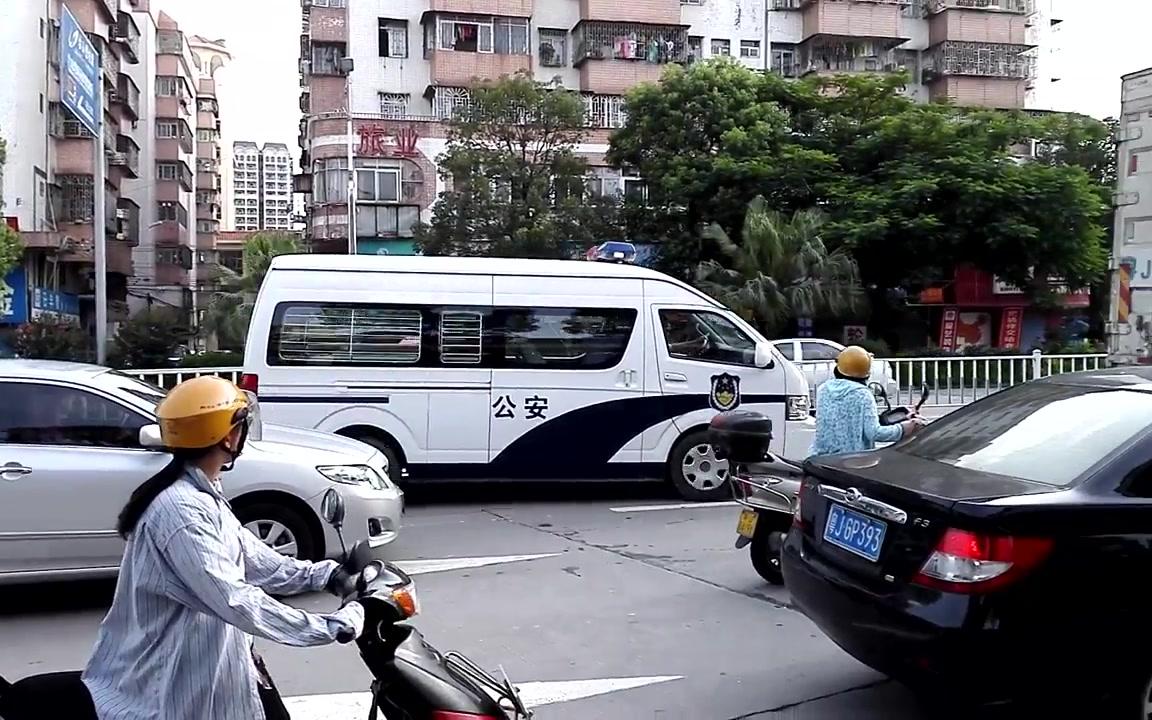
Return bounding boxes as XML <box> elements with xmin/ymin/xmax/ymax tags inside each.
<box><xmin>579</xmin><ymin>0</ymin><xmax>679</xmax><ymax>24</ymax></box>
<box><xmin>117</xmin><ymin>198</ymin><xmax>141</xmax><ymax>246</ymax></box>
<box><xmin>429</xmin><ymin>51</ymin><xmax>532</xmax><ymax>87</ymax></box>
<box><xmin>105</xmin><ymin>190</ymin><xmax>120</xmax><ymax>234</ymax></box>
<box><xmin>428</xmin><ymin>0</ymin><xmax>533</xmax><ymax>16</ymax></box>
<box><xmin>100</xmin><ymin>41</ymin><xmax>121</xmax><ymax>88</ymax></box>
<box><xmin>114</xmin><ymin>11</ymin><xmax>141</xmax><ymax>64</ymax></box>
<box><xmin>114</xmin><ymin>134</ymin><xmax>141</xmax><ymax>177</ymax></box>
<box><xmin>924</xmin><ymin>40</ymin><xmax>1034</xmax><ymax>80</ymax></box>
<box><xmin>801</xmin><ymin>0</ymin><xmax>907</xmax><ymax>44</ymax></box>
<box><xmin>928</xmin><ymin>5</ymin><xmax>1032</xmax><ymax>45</ymax></box>
<box><xmin>573</xmin><ymin>21</ymin><xmax>687</xmax><ymax>93</ymax></box>
<box><xmin>797</xmin><ymin>38</ymin><xmax>905</xmax><ymax>76</ymax></box>
<box><xmin>113</xmin><ymin>74</ymin><xmax>141</xmax><ymax>121</ymax></box>
<box><xmin>158</xmin><ymin>29</ymin><xmax>185</xmax><ymax>55</ymax></box>
<box><xmin>925</xmin><ymin>0</ymin><xmax>1034</xmax><ymax>13</ymax></box>
<box><xmin>57</xmin><ymin>175</ymin><xmax>96</xmax><ymax>224</ymax></box>
<box><xmin>155</xmin><ymin>262</ymin><xmax>191</xmax><ymax>287</ymax></box>
<box><xmin>98</xmin><ymin>0</ymin><xmax>120</xmax><ymax>22</ymax></box>
<box><xmin>107</xmin><ymin>239</ymin><xmax>134</xmax><ymax>277</ymax></box>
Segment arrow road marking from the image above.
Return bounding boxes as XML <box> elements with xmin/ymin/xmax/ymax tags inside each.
<box><xmin>283</xmin><ymin>675</ymin><xmax>683</xmax><ymax>716</ymax></box>
<box><xmin>394</xmin><ymin>553</ymin><xmax>562</xmax><ymax>575</ymax></box>
<box><xmin>609</xmin><ymin>501</ymin><xmax>739</xmax><ymax>512</ymax></box>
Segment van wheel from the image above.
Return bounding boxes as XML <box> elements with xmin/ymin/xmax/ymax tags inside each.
<box><xmin>353</xmin><ymin>435</ymin><xmax>403</xmax><ymax>484</ymax></box>
<box><xmin>235</xmin><ymin>503</ymin><xmax>317</xmax><ymax>561</ymax></box>
<box><xmin>668</xmin><ymin>431</ymin><xmax>732</xmax><ymax>502</ymax></box>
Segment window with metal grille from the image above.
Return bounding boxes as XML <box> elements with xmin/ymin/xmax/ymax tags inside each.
<box><xmin>539</xmin><ymin>28</ymin><xmax>567</xmax><ymax>67</ymax></box>
<box><xmin>582</xmin><ymin>94</ymin><xmax>626</xmax><ymax>128</ymax></box>
<box><xmin>711</xmin><ymin>38</ymin><xmax>730</xmax><ymax>56</ymax></box>
<box><xmin>439</xmin><ymin>311</ymin><xmax>483</xmax><ymax>364</ymax></box>
<box><xmin>379</xmin><ymin>92</ymin><xmax>409</xmax><ymax>118</ymax></box>
<box><xmin>379</xmin><ymin>19</ymin><xmax>408</xmax><ymax>58</ymax></box>
<box><xmin>739</xmin><ymin>40</ymin><xmax>760</xmax><ymax>59</ymax></box>
<box><xmin>433</xmin><ymin>87</ymin><xmax>471</xmax><ymax>119</ymax></box>
<box><xmin>273</xmin><ymin>305</ymin><xmax>424</xmax><ymax>365</ymax></box>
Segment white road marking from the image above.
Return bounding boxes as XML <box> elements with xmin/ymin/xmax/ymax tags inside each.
<box><xmin>609</xmin><ymin>501</ymin><xmax>740</xmax><ymax>513</ymax></box>
<box><xmin>395</xmin><ymin>553</ymin><xmax>561</xmax><ymax>575</ymax></box>
<box><xmin>283</xmin><ymin>675</ymin><xmax>683</xmax><ymax>715</ymax></box>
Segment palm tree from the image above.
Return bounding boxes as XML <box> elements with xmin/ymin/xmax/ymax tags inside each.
<box><xmin>695</xmin><ymin>196</ymin><xmax>863</xmax><ymax>335</ymax></box>
<box><xmin>202</xmin><ymin>232</ymin><xmax>300</xmax><ymax>351</ymax></box>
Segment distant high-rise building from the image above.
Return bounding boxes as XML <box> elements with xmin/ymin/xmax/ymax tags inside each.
<box><xmin>232</xmin><ymin>142</ymin><xmax>293</xmax><ymax>232</ymax></box>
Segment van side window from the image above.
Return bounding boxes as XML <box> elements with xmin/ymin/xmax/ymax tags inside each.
<box><xmin>439</xmin><ymin>311</ymin><xmax>483</xmax><ymax>365</ymax></box>
<box><xmin>496</xmin><ymin>308</ymin><xmax>636</xmax><ymax>370</ymax></box>
<box><xmin>271</xmin><ymin>304</ymin><xmax>423</xmax><ymax>365</ymax></box>
<box><xmin>660</xmin><ymin>310</ymin><xmax>756</xmax><ymax>366</ymax></box>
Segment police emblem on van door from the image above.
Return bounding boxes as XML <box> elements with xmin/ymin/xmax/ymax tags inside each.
<box><xmin>709</xmin><ymin>373</ymin><xmax>741</xmax><ymax>411</ymax></box>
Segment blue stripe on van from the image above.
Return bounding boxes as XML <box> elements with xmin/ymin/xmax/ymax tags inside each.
<box><xmin>407</xmin><ymin>393</ymin><xmax>786</xmax><ymax>481</ymax></box>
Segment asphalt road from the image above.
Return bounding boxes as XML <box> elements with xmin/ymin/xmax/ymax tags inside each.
<box><xmin>1</xmin><ymin>485</ymin><xmax>1014</xmax><ymax>720</ymax></box>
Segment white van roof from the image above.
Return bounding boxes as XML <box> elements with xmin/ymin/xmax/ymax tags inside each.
<box><xmin>268</xmin><ymin>254</ymin><xmax>722</xmax><ymax>305</ymax></box>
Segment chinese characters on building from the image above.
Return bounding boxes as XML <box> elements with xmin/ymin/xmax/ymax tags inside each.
<box><xmin>356</xmin><ymin>124</ymin><xmax>420</xmax><ymax>158</ymax></box>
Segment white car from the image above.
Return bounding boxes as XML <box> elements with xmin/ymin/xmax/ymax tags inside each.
<box><xmin>0</xmin><ymin>360</ymin><xmax>404</xmax><ymax>584</ymax></box>
<box><xmin>770</xmin><ymin>338</ymin><xmax>899</xmax><ymax>407</ymax></box>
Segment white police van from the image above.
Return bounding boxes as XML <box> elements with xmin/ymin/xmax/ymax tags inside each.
<box><xmin>240</xmin><ymin>251</ymin><xmax>815</xmax><ymax>501</ymax></box>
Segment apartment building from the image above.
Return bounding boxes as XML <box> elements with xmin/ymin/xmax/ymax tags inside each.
<box><xmin>190</xmin><ymin>35</ymin><xmax>229</xmax><ymax>305</ymax></box>
<box><xmin>0</xmin><ymin>0</ymin><xmax>144</xmax><ymax>342</ymax></box>
<box><xmin>296</xmin><ymin>0</ymin><xmax>1063</xmax><ymax>255</ymax></box>
<box><xmin>232</xmin><ymin>141</ymin><xmax>294</xmax><ymax>232</ymax></box>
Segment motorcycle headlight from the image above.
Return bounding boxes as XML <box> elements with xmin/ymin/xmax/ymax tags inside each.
<box><xmin>317</xmin><ymin>465</ymin><xmax>388</xmax><ymax>491</ymax></box>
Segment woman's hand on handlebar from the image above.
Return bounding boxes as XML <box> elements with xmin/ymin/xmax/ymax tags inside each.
<box><xmin>900</xmin><ymin>417</ymin><xmax>926</xmax><ymax>438</ymax></box>
<box><xmin>325</xmin><ymin>566</ymin><xmax>359</xmax><ymax>599</ymax></box>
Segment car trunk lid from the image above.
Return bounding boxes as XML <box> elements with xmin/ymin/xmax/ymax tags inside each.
<box><xmin>798</xmin><ymin>450</ymin><xmax>1060</xmax><ymax>585</ymax></box>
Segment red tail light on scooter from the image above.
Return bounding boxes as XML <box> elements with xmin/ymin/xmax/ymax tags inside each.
<box><xmin>912</xmin><ymin>528</ymin><xmax>1053</xmax><ymax>594</ymax></box>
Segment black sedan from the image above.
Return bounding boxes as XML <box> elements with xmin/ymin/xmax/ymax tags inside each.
<box><xmin>782</xmin><ymin>368</ymin><xmax>1152</xmax><ymax>713</ymax></box>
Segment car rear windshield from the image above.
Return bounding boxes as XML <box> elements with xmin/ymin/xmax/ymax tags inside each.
<box><xmin>897</xmin><ymin>382</ymin><xmax>1152</xmax><ymax>487</ymax></box>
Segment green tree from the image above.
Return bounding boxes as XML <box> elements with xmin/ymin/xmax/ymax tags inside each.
<box><xmin>695</xmin><ymin>197</ymin><xmax>863</xmax><ymax>335</ymax></box>
<box><xmin>414</xmin><ymin>71</ymin><xmax>620</xmax><ymax>258</ymax></box>
<box><xmin>201</xmin><ymin>231</ymin><xmax>299</xmax><ymax>351</ymax></box>
<box><xmin>108</xmin><ymin>307</ymin><xmax>191</xmax><ymax>368</ymax></box>
<box><xmin>0</xmin><ymin>136</ymin><xmax>24</xmax><ymax>277</ymax></box>
<box><xmin>610</xmin><ymin>60</ymin><xmax>1108</xmax><ymax>296</ymax></box>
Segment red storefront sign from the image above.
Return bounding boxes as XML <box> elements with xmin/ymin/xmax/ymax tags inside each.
<box><xmin>939</xmin><ymin>307</ymin><xmax>959</xmax><ymax>352</ymax></box>
<box><xmin>998</xmin><ymin>306</ymin><xmax>1024</xmax><ymax>349</ymax></box>
<box><xmin>356</xmin><ymin>124</ymin><xmax>420</xmax><ymax>158</ymax></box>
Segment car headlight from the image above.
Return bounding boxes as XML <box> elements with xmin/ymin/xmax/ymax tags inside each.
<box><xmin>317</xmin><ymin>465</ymin><xmax>388</xmax><ymax>491</ymax></box>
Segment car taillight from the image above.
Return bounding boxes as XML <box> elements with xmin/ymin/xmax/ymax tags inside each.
<box><xmin>430</xmin><ymin>713</ymin><xmax>501</xmax><ymax>720</ymax></box>
<box><xmin>791</xmin><ymin>481</ymin><xmax>806</xmax><ymax>530</ymax></box>
<box><xmin>239</xmin><ymin>373</ymin><xmax>259</xmax><ymax>394</ymax></box>
<box><xmin>913</xmin><ymin>528</ymin><xmax>1053</xmax><ymax>594</ymax></box>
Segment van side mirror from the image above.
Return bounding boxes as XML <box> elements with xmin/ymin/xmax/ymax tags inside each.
<box><xmin>754</xmin><ymin>342</ymin><xmax>775</xmax><ymax>369</ymax></box>
<box><xmin>139</xmin><ymin>424</ymin><xmax>164</xmax><ymax>448</ymax></box>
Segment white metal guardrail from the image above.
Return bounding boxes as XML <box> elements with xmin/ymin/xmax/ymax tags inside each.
<box><xmin>128</xmin><ymin>351</ymin><xmax>1109</xmax><ymax>406</ymax></box>
<box><xmin>797</xmin><ymin>350</ymin><xmax>1108</xmax><ymax>408</ymax></box>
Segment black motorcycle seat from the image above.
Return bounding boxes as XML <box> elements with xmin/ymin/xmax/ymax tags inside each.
<box><xmin>387</xmin><ymin>627</ymin><xmax>503</xmax><ymax>714</ymax></box>
<box><xmin>0</xmin><ymin>671</ymin><xmax>97</xmax><ymax>720</ymax></box>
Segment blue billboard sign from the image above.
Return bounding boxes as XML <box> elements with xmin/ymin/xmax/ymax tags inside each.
<box><xmin>0</xmin><ymin>267</ymin><xmax>29</xmax><ymax>325</ymax></box>
<box><xmin>60</xmin><ymin>5</ymin><xmax>102</xmax><ymax>136</ymax></box>
<box><xmin>32</xmin><ymin>287</ymin><xmax>81</xmax><ymax>323</ymax></box>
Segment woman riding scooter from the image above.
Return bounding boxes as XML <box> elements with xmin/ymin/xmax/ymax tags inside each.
<box><xmin>809</xmin><ymin>345</ymin><xmax>924</xmax><ymax>457</ymax></box>
<box><xmin>78</xmin><ymin>376</ymin><xmax>365</xmax><ymax>720</ymax></box>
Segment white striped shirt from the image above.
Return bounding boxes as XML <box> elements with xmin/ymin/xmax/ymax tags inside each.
<box><xmin>82</xmin><ymin>466</ymin><xmax>364</xmax><ymax>720</ymax></box>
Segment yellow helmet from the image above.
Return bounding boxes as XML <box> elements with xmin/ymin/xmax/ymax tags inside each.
<box><xmin>835</xmin><ymin>345</ymin><xmax>872</xmax><ymax>380</ymax></box>
<box><xmin>156</xmin><ymin>376</ymin><xmax>250</xmax><ymax>450</ymax></box>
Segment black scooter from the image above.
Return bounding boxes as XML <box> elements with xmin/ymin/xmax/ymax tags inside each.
<box><xmin>0</xmin><ymin>489</ymin><xmax>531</xmax><ymax>720</ymax></box>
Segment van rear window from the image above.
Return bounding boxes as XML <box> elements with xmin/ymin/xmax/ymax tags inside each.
<box><xmin>267</xmin><ymin>303</ymin><xmax>636</xmax><ymax>370</ymax></box>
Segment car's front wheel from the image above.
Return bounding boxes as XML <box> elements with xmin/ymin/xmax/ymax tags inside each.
<box><xmin>235</xmin><ymin>503</ymin><xmax>318</xmax><ymax>561</ymax></box>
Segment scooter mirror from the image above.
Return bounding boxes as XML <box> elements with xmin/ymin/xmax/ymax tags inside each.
<box><xmin>918</xmin><ymin>384</ymin><xmax>930</xmax><ymax>409</ymax></box>
<box><xmin>321</xmin><ymin>489</ymin><xmax>346</xmax><ymax>529</ymax></box>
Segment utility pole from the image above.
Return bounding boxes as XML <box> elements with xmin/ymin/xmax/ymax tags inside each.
<box><xmin>94</xmin><ymin>64</ymin><xmax>108</xmax><ymax>365</ymax></box>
